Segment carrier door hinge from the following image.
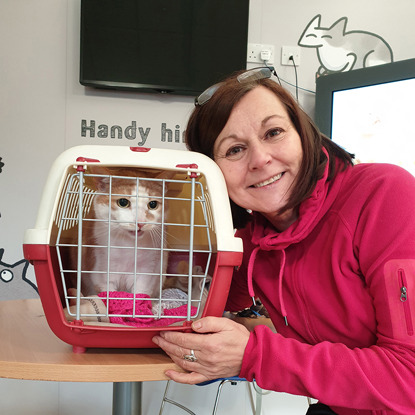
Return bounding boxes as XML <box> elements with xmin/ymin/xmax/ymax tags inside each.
<box><xmin>176</xmin><ymin>163</ymin><xmax>199</xmax><ymax>178</ymax></box>
<box><xmin>75</xmin><ymin>157</ymin><xmax>101</xmax><ymax>172</ymax></box>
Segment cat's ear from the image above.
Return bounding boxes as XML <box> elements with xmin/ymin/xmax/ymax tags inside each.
<box><xmin>155</xmin><ymin>170</ymin><xmax>184</xmax><ymax>197</ymax></box>
<box><xmin>84</xmin><ymin>165</ymin><xmax>112</xmax><ymax>192</ymax></box>
<box><xmin>86</xmin><ymin>166</ymin><xmax>140</xmax><ymax>191</ymax></box>
<box><xmin>306</xmin><ymin>14</ymin><xmax>321</xmax><ymax>31</ymax></box>
<box><xmin>154</xmin><ymin>170</ymin><xmax>176</xmax><ymax>180</ymax></box>
<box><xmin>298</xmin><ymin>14</ymin><xmax>322</xmax><ymax>47</ymax></box>
<box><xmin>329</xmin><ymin>16</ymin><xmax>348</xmax><ymax>35</ymax></box>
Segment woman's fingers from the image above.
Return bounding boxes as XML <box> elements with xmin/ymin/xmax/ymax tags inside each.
<box><xmin>164</xmin><ymin>368</ymin><xmax>208</xmax><ymax>385</ymax></box>
<box><xmin>153</xmin><ymin>331</ymin><xmax>202</xmax><ymax>361</ymax></box>
<box><xmin>152</xmin><ymin>316</ymin><xmax>251</xmax><ymax>383</ymax></box>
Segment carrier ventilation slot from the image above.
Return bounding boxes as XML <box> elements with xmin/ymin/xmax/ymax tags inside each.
<box><xmin>54</xmin><ymin>174</ymin><xmax>95</xmax><ymax>231</ymax></box>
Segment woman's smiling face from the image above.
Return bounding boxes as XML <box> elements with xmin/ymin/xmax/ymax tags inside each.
<box><xmin>213</xmin><ymin>86</ymin><xmax>303</xmax><ymax>230</ymax></box>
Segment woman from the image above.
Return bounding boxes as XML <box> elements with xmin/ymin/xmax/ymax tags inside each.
<box><xmin>152</xmin><ymin>67</ymin><xmax>415</xmax><ymax>415</ymax></box>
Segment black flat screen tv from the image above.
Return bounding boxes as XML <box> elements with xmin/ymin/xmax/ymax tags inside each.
<box><xmin>315</xmin><ymin>58</ymin><xmax>415</xmax><ymax>175</ymax></box>
<box><xmin>80</xmin><ymin>0</ymin><xmax>250</xmax><ymax>96</ymax></box>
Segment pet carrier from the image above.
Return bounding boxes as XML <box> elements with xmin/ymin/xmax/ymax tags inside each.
<box><xmin>23</xmin><ymin>145</ymin><xmax>243</xmax><ymax>352</ymax></box>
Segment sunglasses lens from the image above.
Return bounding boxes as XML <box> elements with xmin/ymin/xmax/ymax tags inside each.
<box><xmin>195</xmin><ymin>66</ymin><xmax>274</xmax><ymax>106</ymax></box>
<box><xmin>195</xmin><ymin>83</ymin><xmax>222</xmax><ymax>106</ymax></box>
<box><xmin>237</xmin><ymin>67</ymin><xmax>272</xmax><ymax>83</ymax></box>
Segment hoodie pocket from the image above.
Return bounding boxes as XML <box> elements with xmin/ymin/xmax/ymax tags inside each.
<box><xmin>383</xmin><ymin>260</ymin><xmax>415</xmax><ymax>340</ymax></box>
<box><xmin>398</xmin><ymin>268</ymin><xmax>414</xmax><ymax>336</ymax></box>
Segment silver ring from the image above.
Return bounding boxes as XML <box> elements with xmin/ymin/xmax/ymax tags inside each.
<box><xmin>183</xmin><ymin>349</ymin><xmax>197</xmax><ymax>362</ymax></box>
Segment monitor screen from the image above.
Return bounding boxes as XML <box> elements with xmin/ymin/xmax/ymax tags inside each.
<box><xmin>80</xmin><ymin>0</ymin><xmax>250</xmax><ymax>96</ymax></box>
<box><xmin>315</xmin><ymin>59</ymin><xmax>415</xmax><ymax>175</ymax></box>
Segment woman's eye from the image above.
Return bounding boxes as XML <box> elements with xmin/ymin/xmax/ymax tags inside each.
<box><xmin>225</xmin><ymin>146</ymin><xmax>244</xmax><ymax>159</ymax></box>
<box><xmin>148</xmin><ymin>200</ymin><xmax>158</xmax><ymax>210</ymax></box>
<box><xmin>266</xmin><ymin>128</ymin><xmax>284</xmax><ymax>140</ymax></box>
<box><xmin>117</xmin><ymin>198</ymin><xmax>130</xmax><ymax>208</ymax></box>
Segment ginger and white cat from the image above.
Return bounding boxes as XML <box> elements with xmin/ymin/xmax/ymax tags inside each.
<box><xmin>78</xmin><ymin>168</ymin><xmax>172</xmax><ymax>300</ymax></box>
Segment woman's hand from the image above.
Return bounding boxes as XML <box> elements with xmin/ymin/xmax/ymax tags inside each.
<box><xmin>152</xmin><ymin>316</ymin><xmax>251</xmax><ymax>384</ymax></box>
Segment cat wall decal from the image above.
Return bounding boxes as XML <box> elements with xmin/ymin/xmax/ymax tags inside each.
<box><xmin>298</xmin><ymin>14</ymin><xmax>394</xmax><ymax>78</ymax></box>
<box><xmin>0</xmin><ymin>248</ymin><xmax>38</xmax><ymax>300</ymax></box>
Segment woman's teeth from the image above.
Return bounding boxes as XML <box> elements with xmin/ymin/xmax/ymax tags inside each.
<box><xmin>253</xmin><ymin>173</ymin><xmax>283</xmax><ymax>188</ymax></box>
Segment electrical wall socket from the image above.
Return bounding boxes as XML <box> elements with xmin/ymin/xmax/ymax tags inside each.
<box><xmin>247</xmin><ymin>43</ymin><xmax>275</xmax><ymax>64</ymax></box>
<box><xmin>281</xmin><ymin>46</ymin><xmax>301</xmax><ymax>66</ymax></box>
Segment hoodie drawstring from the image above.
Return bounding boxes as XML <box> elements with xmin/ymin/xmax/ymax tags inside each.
<box><xmin>247</xmin><ymin>246</ymin><xmax>260</xmax><ymax>306</ymax></box>
<box><xmin>247</xmin><ymin>246</ymin><xmax>289</xmax><ymax>326</ymax></box>
<box><xmin>278</xmin><ymin>250</ymin><xmax>288</xmax><ymax>326</ymax></box>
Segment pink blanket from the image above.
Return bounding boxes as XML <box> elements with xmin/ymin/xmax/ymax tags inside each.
<box><xmin>97</xmin><ymin>291</ymin><xmax>196</xmax><ymax>327</ymax></box>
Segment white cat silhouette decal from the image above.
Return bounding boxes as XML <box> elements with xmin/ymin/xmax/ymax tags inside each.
<box><xmin>298</xmin><ymin>15</ymin><xmax>393</xmax><ymax>78</ymax></box>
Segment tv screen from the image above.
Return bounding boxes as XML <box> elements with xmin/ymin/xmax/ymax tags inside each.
<box><xmin>315</xmin><ymin>59</ymin><xmax>415</xmax><ymax>175</ymax></box>
<box><xmin>80</xmin><ymin>0</ymin><xmax>250</xmax><ymax>96</ymax></box>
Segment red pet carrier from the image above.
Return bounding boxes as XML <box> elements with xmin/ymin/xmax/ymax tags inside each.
<box><xmin>23</xmin><ymin>146</ymin><xmax>243</xmax><ymax>352</ymax></box>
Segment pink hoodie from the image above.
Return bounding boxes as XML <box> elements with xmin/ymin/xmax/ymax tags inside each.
<box><xmin>226</xmin><ymin>159</ymin><xmax>415</xmax><ymax>415</ymax></box>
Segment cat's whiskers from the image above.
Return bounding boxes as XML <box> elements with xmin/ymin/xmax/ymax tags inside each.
<box><xmin>162</xmin><ymin>230</ymin><xmax>183</xmax><ymax>247</ymax></box>
<box><xmin>148</xmin><ymin>225</ymin><xmax>167</xmax><ymax>248</ymax></box>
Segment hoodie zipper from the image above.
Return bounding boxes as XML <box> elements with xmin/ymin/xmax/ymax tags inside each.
<box><xmin>398</xmin><ymin>268</ymin><xmax>414</xmax><ymax>336</ymax></box>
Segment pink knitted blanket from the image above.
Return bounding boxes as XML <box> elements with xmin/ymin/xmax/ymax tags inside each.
<box><xmin>97</xmin><ymin>291</ymin><xmax>196</xmax><ymax>327</ymax></box>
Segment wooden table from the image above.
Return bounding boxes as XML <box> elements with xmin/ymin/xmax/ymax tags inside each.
<box><xmin>0</xmin><ymin>298</ymin><xmax>182</xmax><ymax>414</ymax></box>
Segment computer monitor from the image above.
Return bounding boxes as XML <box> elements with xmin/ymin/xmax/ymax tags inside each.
<box><xmin>80</xmin><ymin>0</ymin><xmax>249</xmax><ymax>96</ymax></box>
<box><xmin>315</xmin><ymin>58</ymin><xmax>415</xmax><ymax>175</ymax></box>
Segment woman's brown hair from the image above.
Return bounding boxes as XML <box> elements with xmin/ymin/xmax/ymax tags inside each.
<box><xmin>186</xmin><ymin>72</ymin><xmax>353</xmax><ymax>228</ymax></box>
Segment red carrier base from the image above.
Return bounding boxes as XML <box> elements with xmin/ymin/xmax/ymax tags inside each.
<box><xmin>23</xmin><ymin>244</ymin><xmax>242</xmax><ymax>353</ymax></box>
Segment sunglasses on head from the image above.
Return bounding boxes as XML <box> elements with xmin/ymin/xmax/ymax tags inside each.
<box><xmin>194</xmin><ymin>66</ymin><xmax>276</xmax><ymax>106</ymax></box>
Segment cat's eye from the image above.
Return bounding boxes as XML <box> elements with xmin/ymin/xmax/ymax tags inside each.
<box><xmin>1</xmin><ymin>269</ymin><xmax>13</xmax><ymax>282</ymax></box>
<box><xmin>148</xmin><ymin>200</ymin><xmax>159</xmax><ymax>210</ymax></box>
<box><xmin>117</xmin><ymin>198</ymin><xmax>130</xmax><ymax>208</ymax></box>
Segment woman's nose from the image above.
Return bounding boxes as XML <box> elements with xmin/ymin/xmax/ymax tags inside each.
<box><xmin>248</xmin><ymin>142</ymin><xmax>272</xmax><ymax>171</ymax></box>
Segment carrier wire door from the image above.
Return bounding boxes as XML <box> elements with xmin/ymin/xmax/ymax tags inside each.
<box><xmin>56</xmin><ymin>168</ymin><xmax>212</xmax><ymax>323</ymax></box>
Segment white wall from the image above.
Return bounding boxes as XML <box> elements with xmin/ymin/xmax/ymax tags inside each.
<box><xmin>1</xmin><ymin>0</ymin><xmax>414</xmax><ymax>413</ymax></box>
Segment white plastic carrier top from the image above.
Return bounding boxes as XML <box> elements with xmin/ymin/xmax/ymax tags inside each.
<box><xmin>24</xmin><ymin>145</ymin><xmax>243</xmax><ymax>254</ymax></box>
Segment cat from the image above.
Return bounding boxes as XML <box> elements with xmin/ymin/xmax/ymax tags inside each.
<box><xmin>298</xmin><ymin>14</ymin><xmax>393</xmax><ymax>78</ymax></box>
<box><xmin>75</xmin><ymin>168</ymin><xmax>174</xmax><ymax>303</ymax></box>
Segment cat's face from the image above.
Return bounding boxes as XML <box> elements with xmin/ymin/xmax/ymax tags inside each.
<box><xmin>298</xmin><ymin>15</ymin><xmax>347</xmax><ymax>48</ymax></box>
<box><xmin>93</xmin><ymin>178</ymin><xmax>166</xmax><ymax>240</ymax></box>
